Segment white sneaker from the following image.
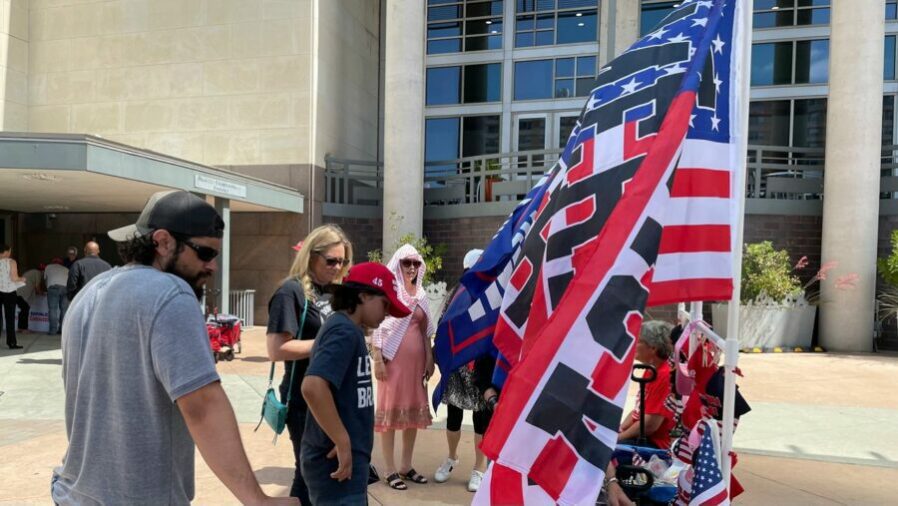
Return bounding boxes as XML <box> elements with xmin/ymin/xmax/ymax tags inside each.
<box><xmin>467</xmin><ymin>470</ymin><xmax>484</xmax><ymax>492</ymax></box>
<box><xmin>434</xmin><ymin>457</ymin><xmax>458</xmax><ymax>483</ymax></box>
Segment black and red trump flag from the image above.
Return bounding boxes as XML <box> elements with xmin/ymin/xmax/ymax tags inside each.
<box><xmin>474</xmin><ymin>0</ymin><xmax>746</xmax><ymax>504</ymax></box>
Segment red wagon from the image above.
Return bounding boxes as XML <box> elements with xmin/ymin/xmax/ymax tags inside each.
<box><xmin>207</xmin><ymin>313</ymin><xmax>242</xmax><ymax>362</ymax></box>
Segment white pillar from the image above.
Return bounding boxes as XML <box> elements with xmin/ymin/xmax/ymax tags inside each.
<box><xmin>820</xmin><ymin>2</ymin><xmax>884</xmax><ymax>352</ymax></box>
<box><xmin>382</xmin><ymin>0</ymin><xmax>425</xmax><ymax>255</ymax></box>
<box><xmin>214</xmin><ymin>197</ymin><xmax>230</xmax><ymax>315</ymax></box>
<box><xmin>612</xmin><ymin>0</ymin><xmax>641</xmax><ymax>60</ymax></box>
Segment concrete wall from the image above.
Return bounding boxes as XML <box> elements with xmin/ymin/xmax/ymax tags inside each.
<box><xmin>26</xmin><ymin>0</ymin><xmax>315</xmax><ymax>166</ymax></box>
<box><xmin>0</xmin><ymin>0</ymin><xmax>28</xmax><ymax>130</ymax></box>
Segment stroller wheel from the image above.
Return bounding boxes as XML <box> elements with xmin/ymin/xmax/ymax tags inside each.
<box><xmin>225</xmin><ymin>349</ymin><xmax>235</xmax><ymax>361</ymax></box>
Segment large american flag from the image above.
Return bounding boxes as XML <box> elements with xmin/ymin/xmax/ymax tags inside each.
<box><xmin>472</xmin><ymin>0</ymin><xmax>746</xmax><ymax>504</ymax></box>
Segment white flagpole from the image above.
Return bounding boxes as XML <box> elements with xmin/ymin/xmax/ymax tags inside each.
<box><xmin>721</xmin><ymin>0</ymin><xmax>753</xmax><ymax>493</ymax></box>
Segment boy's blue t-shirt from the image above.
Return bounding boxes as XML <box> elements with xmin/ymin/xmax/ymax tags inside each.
<box><xmin>301</xmin><ymin>311</ymin><xmax>373</xmax><ymax>496</ymax></box>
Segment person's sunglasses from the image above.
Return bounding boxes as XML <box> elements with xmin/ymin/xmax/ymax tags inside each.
<box><xmin>181</xmin><ymin>239</ymin><xmax>219</xmax><ymax>262</ymax></box>
<box><xmin>316</xmin><ymin>253</ymin><xmax>346</xmax><ymax>267</ymax></box>
<box><xmin>401</xmin><ymin>259</ymin><xmax>422</xmax><ymax>269</ymax></box>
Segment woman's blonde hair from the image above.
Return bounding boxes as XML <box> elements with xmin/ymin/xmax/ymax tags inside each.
<box><xmin>287</xmin><ymin>224</ymin><xmax>353</xmax><ymax>300</ymax></box>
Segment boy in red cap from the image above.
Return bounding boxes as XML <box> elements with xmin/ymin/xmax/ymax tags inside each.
<box><xmin>300</xmin><ymin>262</ymin><xmax>411</xmax><ymax>505</ymax></box>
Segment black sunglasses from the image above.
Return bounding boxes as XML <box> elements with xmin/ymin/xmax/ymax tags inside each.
<box><xmin>181</xmin><ymin>238</ymin><xmax>219</xmax><ymax>262</ymax></box>
<box><xmin>401</xmin><ymin>259</ymin><xmax>422</xmax><ymax>269</ymax></box>
<box><xmin>316</xmin><ymin>252</ymin><xmax>346</xmax><ymax>267</ymax></box>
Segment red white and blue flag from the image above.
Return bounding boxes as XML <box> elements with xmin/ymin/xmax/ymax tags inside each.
<box><xmin>687</xmin><ymin>420</ymin><xmax>730</xmax><ymax>505</ymax></box>
<box><xmin>471</xmin><ymin>0</ymin><xmax>746</xmax><ymax>504</ymax></box>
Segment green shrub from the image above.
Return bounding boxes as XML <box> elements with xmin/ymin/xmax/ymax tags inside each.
<box><xmin>877</xmin><ymin>230</ymin><xmax>898</xmax><ymax>287</ymax></box>
<box><xmin>741</xmin><ymin>241</ymin><xmax>802</xmax><ymax>303</ymax></box>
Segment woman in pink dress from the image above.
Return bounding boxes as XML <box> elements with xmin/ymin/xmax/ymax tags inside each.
<box><xmin>371</xmin><ymin>244</ymin><xmax>435</xmax><ymax>490</ymax></box>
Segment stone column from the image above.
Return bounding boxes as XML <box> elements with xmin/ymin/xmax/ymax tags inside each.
<box><xmin>214</xmin><ymin>197</ymin><xmax>231</xmax><ymax>315</ymax></box>
<box><xmin>612</xmin><ymin>0</ymin><xmax>641</xmax><ymax>60</ymax></box>
<box><xmin>382</xmin><ymin>0</ymin><xmax>425</xmax><ymax>255</ymax></box>
<box><xmin>820</xmin><ymin>2</ymin><xmax>884</xmax><ymax>352</ymax></box>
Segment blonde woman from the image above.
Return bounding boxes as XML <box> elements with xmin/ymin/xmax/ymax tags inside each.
<box><xmin>371</xmin><ymin>244</ymin><xmax>436</xmax><ymax>490</ymax></box>
<box><xmin>266</xmin><ymin>225</ymin><xmax>353</xmax><ymax>505</ymax></box>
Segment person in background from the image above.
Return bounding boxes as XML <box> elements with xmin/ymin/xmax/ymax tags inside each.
<box><xmin>43</xmin><ymin>258</ymin><xmax>69</xmax><ymax>335</ymax></box>
<box><xmin>433</xmin><ymin>248</ymin><xmax>491</xmax><ymax>492</ymax></box>
<box><xmin>66</xmin><ymin>241</ymin><xmax>112</xmax><ymax>301</ymax></box>
<box><xmin>63</xmin><ymin>246</ymin><xmax>78</xmax><ymax>269</ymax></box>
<box><xmin>266</xmin><ymin>225</ymin><xmax>353</xmax><ymax>505</ymax></box>
<box><xmin>15</xmin><ymin>265</ymin><xmax>44</xmax><ymax>334</ymax></box>
<box><xmin>301</xmin><ymin>262</ymin><xmax>411</xmax><ymax>506</ymax></box>
<box><xmin>371</xmin><ymin>244</ymin><xmax>436</xmax><ymax>490</ymax></box>
<box><xmin>0</xmin><ymin>243</ymin><xmax>26</xmax><ymax>349</ymax></box>
<box><xmin>618</xmin><ymin>320</ymin><xmax>676</xmax><ymax>450</ymax></box>
<box><xmin>51</xmin><ymin>190</ymin><xmax>296</xmax><ymax>506</ymax></box>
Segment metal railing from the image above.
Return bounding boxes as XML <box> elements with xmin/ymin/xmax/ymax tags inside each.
<box><xmin>201</xmin><ymin>289</ymin><xmax>256</xmax><ymax>326</ymax></box>
<box><xmin>323</xmin><ymin>145</ymin><xmax>898</xmax><ymax>216</ymax></box>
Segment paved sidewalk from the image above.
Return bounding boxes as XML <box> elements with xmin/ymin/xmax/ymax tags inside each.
<box><xmin>2</xmin><ymin>328</ymin><xmax>898</xmax><ymax>504</ymax></box>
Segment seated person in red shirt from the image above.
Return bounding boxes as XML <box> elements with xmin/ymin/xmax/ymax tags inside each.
<box><xmin>618</xmin><ymin>320</ymin><xmax>676</xmax><ymax>450</ymax></box>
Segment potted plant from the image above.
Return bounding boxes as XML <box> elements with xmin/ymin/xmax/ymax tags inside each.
<box><xmin>711</xmin><ymin>241</ymin><xmax>845</xmax><ymax>349</ymax></box>
<box><xmin>876</xmin><ymin>230</ymin><xmax>898</xmax><ymax>345</ymax></box>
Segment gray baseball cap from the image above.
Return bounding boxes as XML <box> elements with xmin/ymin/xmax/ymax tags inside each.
<box><xmin>108</xmin><ymin>190</ymin><xmax>225</xmax><ymax>242</ymax></box>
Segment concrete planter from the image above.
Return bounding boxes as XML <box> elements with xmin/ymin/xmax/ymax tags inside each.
<box><xmin>711</xmin><ymin>303</ymin><xmax>817</xmax><ymax>349</ymax></box>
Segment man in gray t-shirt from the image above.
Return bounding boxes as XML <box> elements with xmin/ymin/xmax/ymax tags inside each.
<box><xmin>51</xmin><ymin>190</ymin><xmax>296</xmax><ymax>506</ymax></box>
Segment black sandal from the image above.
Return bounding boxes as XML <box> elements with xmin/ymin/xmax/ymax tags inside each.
<box><xmin>385</xmin><ymin>472</ymin><xmax>407</xmax><ymax>490</ymax></box>
<box><xmin>399</xmin><ymin>467</ymin><xmax>428</xmax><ymax>484</ymax></box>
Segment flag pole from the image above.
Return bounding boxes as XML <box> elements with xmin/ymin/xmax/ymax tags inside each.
<box><xmin>721</xmin><ymin>0</ymin><xmax>753</xmax><ymax>492</ymax></box>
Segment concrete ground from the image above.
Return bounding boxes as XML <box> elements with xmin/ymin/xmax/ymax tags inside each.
<box><xmin>1</xmin><ymin>328</ymin><xmax>897</xmax><ymax>505</ymax></box>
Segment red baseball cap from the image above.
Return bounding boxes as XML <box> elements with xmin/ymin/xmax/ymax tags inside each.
<box><xmin>331</xmin><ymin>262</ymin><xmax>411</xmax><ymax>318</ymax></box>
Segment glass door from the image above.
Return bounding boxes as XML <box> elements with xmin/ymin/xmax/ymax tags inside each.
<box><xmin>514</xmin><ymin>114</ymin><xmax>548</xmax><ymax>172</ymax></box>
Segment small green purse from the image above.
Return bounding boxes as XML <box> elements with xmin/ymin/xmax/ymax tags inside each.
<box><xmin>255</xmin><ymin>299</ymin><xmax>308</xmax><ymax>444</ymax></box>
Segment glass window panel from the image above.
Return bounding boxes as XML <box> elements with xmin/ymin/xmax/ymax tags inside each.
<box><xmin>886</xmin><ymin>36</ymin><xmax>896</xmax><ymax>81</ymax></box>
<box><xmin>466</xmin><ymin>18</ymin><xmax>494</xmax><ymax>35</ymax></box>
<box><xmin>516</xmin><ymin>15</ymin><xmax>534</xmax><ymax>30</ymax></box>
<box><xmin>575</xmin><ymin>77</ymin><xmax>595</xmax><ymax>96</ymax></box>
<box><xmin>535</xmin><ymin>30</ymin><xmax>554</xmax><ymax>45</ymax></box>
<box><xmin>515</xmin><ymin>32</ymin><xmax>535</xmax><ymax>47</ymax></box>
<box><xmin>514</xmin><ymin>60</ymin><xmax>553</xmax><ymax>100</ymax></box>
<box><xmin>536</xmin><ymin>0</ymin><xmax>556</xmax><ymax>11</ymax></box>
<box><xmin>748</xmin><ymin>100</ymin><xmax>791</xmax><ymax>146</ymax></box>
<box><xmin>429</xmin><ymin>0</ymin><xmax>458</xmax><ymax>4</ymax></box>
<box><xmin>465</xmin><ymin>35</ymin><xmax>502</xmax><ymax>51</ymax></box>
<box><xmin>792</xmin><ymin>98</ymin><xmax>827</xmax><ymax>148</ymax></box>
<box><xmin>428</xmin><ymin>5</ymin><xmax>462</xmax><ymax>21</ymax></box>
<box><xmin>888</xmin><ymin>2</ymin><xmax>898</xmax><ymax>20</ymax></box>
<box><xmin>426</xmin><ymin>66</ymin><xmax>461</xmax><ymax>105</ymax></box>
<box><xmin>577</xmin><ymin>56</ymin><xmax>596</xmax><ymax>77</ymax></box>
<box><xmin>556</xmin><ymin>58</ymin><xmax>575</xmax><ymax>78</ymax></box>
<box><xmin>557</xmin><ymin>10</ymin><xmax>597</xmax><ymax>44</ymax></box>
<box><xmin>536</xmin><ymin>13</ymin><xmax>554</xmax><ymax>29</ymax></box>
<box><xmin>795</xmin><ymin>39</ymin><xmax>829</xmax><ymax>84</ymax></box>
<box><xmin>517</xmin><ymin>118</ymin><xmax>547</xmax><ymax>151</ymax></box>
<box><xmin>558</xmin><ymin>116</ymin><xmax>579</xmax><ymax>148</ymax></box>
<box><xmin>558</xmin><ymin>0</ymin><xmax>596</xmax><ymax>8</ymax></box>
<box><xmin>486</xmin><ymin>19</ymin><xmax>504</xmax><ymax>35</ymax></box>
<box><xmin>753</xmin><ymin>11</ymin><xmax>794</xmax><ymax>29</ymax></box>
<box><xmin>751</xmin><ymin>42</ymin><xmax>793</xmax><ymax>86</ymax></box>
<box><xmin>755</xmin><ymin>0</ymin><xmax>792</xmax><ymax>10</ymax></box>
<box><xmin>641</xmin><ymin>2</ymin><xmax>678</xmax><ymax>36</ymax></box>
<box><xmin>467</xmin><ymin>1</ymin><xmax>504</xmax><ymax>17</ymax></box>
<box><xmin>555</xmin><ymin>78</ymin><xmax>575</xmax><ymax>98</ymax></box>
<box><xmin>485</xmin><ymin>34</ymin><xmax>503</xmax><ymax>49</ymax></box>
<box><xmin>884</xmin><ymin>96</ymin><xmax>895</xmax><ymax>146</ymax></box>
<box><xmin>428</xmin><ymin>22</ymin><xmax>462</xmax><ymax>38</ymax></box>
<box><xmin>797</xmin><ymin>0</ymin><xmax>829</xmax><ymax>6</ymax></box>
<box><xmin>462</xmin><ymin>116</ymin><xmax>501</xmax><ymax>157</ymax></box>
<box><xmin>796</xmin><ymin>7</ymin><xmax>829</xmax><ymax>25</ymax></box>
<box><xmin>464</xmin><ymin>63</ymin><xmax>502</xmax><ymax>103</ymax></box>
<box><xmin>425</xmin><ymin>117</ymin><xmax>460</xmax><ymax>174</ymax></box>
<box><xmin>517</xmin><ymin>0</ymin><xmax>536</xmax><ymax>13</ymax></box>
<box><xmin>428</xmin><ymin>38</ymin><xmax>462</xmax><ymax>54</ymax></box>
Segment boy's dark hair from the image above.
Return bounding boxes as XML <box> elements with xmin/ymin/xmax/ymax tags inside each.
<box><xmin>116</xmin><ymin>233</ymin><xmax>185</xmax><ymax>266</ymax></box>
<box><xmin>0</xmin><ymin>243</ymin><xmax>10</xmax><ymax>253</ymax></box>
<box><xmin>330</xmin><ymin>282</ymin><xmax>385</xmax><ymax>314</ymax></box>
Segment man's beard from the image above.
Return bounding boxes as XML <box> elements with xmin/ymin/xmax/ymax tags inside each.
<box><xmin>164</xmin><ymin>251</ymin><xmax>210</xmax><ymax>300</ymax></box>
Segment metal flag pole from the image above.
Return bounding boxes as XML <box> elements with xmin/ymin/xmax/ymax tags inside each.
<box><xmin>721</xmin><ymin>0</ymin><xmax>753</xmax><ymax>492</ymax></box>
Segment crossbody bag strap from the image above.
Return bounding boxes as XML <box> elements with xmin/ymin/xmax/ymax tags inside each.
<box><xmin>283</xmin><ymin>298</ymin><xmax>309</xmax><ymax>406</ymax></box>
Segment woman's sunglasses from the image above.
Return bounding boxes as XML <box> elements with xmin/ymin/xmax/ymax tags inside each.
<box><xmin>401</xmin><ymin>259</ymin><xmax>422</xmax><ymax>269</ymax></box>
<box><xmin>181</xmin><ymin>239</ymin><xmax>219</xmax><ymax>262</ymax></box>
<box><xmin>316</xmin><ymin>252</ymin><xmax>346</xmax><ymax>267</ymax></box>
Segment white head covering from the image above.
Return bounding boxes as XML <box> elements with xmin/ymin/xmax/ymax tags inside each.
<box><xmin>371</xmin><ymin>244</ymin><xmax>437</xmax><ymax>361</ymax></box>
<box><xmin>463</xmin><ymin>248</ymin><xmax>484</xmax><ymax>270</ymax></box>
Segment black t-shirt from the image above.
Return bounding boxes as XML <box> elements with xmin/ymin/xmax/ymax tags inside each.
<box><xmin>266</xmin><ymin>279</ymin><xmax>332</xmax><ymax>413</ymax></box>
<box><xmin>301</xmin><ymin>312</ymin><xmax>373</xmax><ymax>496</ymax></box>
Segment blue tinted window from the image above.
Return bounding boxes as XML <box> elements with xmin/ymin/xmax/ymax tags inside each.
<box><xmin>462</xmin><ymin>116</ymin><xmax>501</xmax><ymax>157</ymax></box>
<box><xmin>887</xmin><ymin>36</ymin><xmax>896</xmax><ymax>81</ymax></box>
<box><xmin>428</xmin><ymin>39</ymin><xmax>462</xmax><ymax>54</ymax></box>
<box><xmin>557</xmin><ymin>10</ymin><xmax>596</xmax><ymax>44</ymax></box>
<box><xmin>794</xmin><ymin>39</ymin><xmax>828</xmax><ymax>84</ymax></box>
<box><xmin>514</xmin><ymin>60</ymin><xmax>553</xmax><ymax>100</ymax></box>
<box><xmin>577</xmin><ymin>56</ymin><xmax>596</xmax><ymax>77</ymax></box>
<box><xmin>464</xmin><ymin>63</ymin><xmax>502</xmax><ymax>103</ymax></box>
<box><xmin>426</xmin><ymin>67</ymin><xmax>461</xmax><ymax>106</ymax></box>
<box><xmin>428</xmin><ymin>5</ymin><xmax>462</xmax><ymax>21</ymax></box>
<box><xmin>555</xmin><ymin>78</ymin><xmax>574</xmax><ymax>98</ymax></box>
<box><xmin>515</xmin><ymin>31</ymin><xmax>534</xmax><ymax>47</ymax></box>
<box><xmin>640</xmin><ymin>2</ymin><xmax>678</xmax><ymax>36</ymax></box>
<box><xmin>428</xmin><ymin>22</ymin><xmax>461</xmax><ymax>38</ymax></box>
<box><xmin>535</xmin><ymin>30</ymin><xmax>554</xmax><ymax>46</ymax></box>
<box><xmin>425</xmin><ymin>118</ymin><xmax>460</xmax><ymax>173</ymax></box>
<box><xmin>888</xmin><ymin>1</ymin><xmax>898</xmax><ymax>20</ymax></box>
<box><xmin>751</xmin><ymin>42</ymin><xmax>793</xmax><ymax>86</ymax></box>
<box><xmin>556</xmin><ymin>58</ymin><xmax>574</xmax><ymax>78</ymax></box>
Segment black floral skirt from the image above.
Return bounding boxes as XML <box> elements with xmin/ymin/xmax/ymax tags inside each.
<box><xmin>442</xmin><ymin>364</ymin><xmax>488</xmax><ymax>412</ymax></box>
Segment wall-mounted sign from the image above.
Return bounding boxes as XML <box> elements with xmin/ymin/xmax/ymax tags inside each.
<box><xmin>195</xmin><ymin>174</ymin><xmax>247</xmax><ymax>198</ymax></box>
